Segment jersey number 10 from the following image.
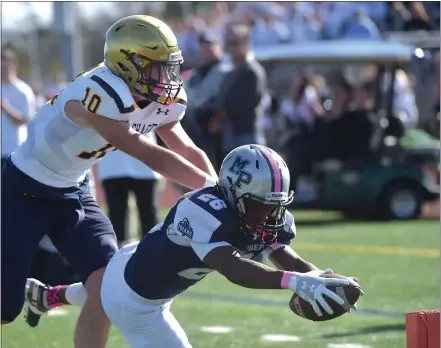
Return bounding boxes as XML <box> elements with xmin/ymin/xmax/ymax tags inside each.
<box><xmin>77</xmin><ymin>88</ymin><xmax>116</xmax><ymax>160</ymax></box>
<box><xmin>81</xmin><ymin>87</ymin><xmax>102</xmax><ymax>113</ymax></box>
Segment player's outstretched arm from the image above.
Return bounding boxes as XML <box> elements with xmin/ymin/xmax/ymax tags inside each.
<box><xmin>203</xmin><ymin>245</ymin><xmax>287</xmax><ymax>289</ymax></box>
<box><xmin>269</xmin><ymin>246</ymin><xmax>320</xmax><ymax>273</ymax></box>
<box><xmin>65</xmin><ymin>100</ymin><xmax>215</xmax><ymax>190</ymax></box>
<box><xmin>202</xmin><ymin>244</ymin><xmax>350</xmax><ymax>315</ymax></box>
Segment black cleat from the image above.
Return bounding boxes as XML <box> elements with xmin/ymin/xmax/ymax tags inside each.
<box><xmin>24</xmin><ymin>278</ymin><xmax>51</xmax><ymax>328</ymax></box>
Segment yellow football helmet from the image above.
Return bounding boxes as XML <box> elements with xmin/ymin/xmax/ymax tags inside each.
<box><xmin>104</xmin><ymin>15</ymin><xmax>183</xmax><ymax>105</ymax></box>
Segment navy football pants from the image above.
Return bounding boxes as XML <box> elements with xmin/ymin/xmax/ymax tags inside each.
<box><xmin>1</xmin><ymin>159</ymin><xmax>118</xmax><ymax>322</ymax></box>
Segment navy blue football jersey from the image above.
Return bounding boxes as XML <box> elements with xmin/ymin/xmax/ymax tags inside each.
<box><xmin>124</xmin><ymin>186</ymin><xmax>296</xmax><ymax>300</ymax></box>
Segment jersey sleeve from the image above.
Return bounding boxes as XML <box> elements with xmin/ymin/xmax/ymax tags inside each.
<box><xmin>84</xmin><ymin>73</ymin><xmax>136</xmax><ymax>121</ymax></box>
<box><xmin>173</xmin><ymin>195</ymin><xmax>231</xmax><ymax>261</ymax></box>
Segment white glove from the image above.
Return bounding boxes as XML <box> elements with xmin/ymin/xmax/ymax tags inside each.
<box><xmin>282</xmin><ymin>270</ymin><xmax>350</xmax><ymax>317</ymax></box>
<box><xmin>309</xmin><ymin>269</ymin><xmax>364</xmax><ymax>313</ymax></box>
<box><xmin>305</xmin><ymin>268</ymin><xmax>333</xmax><ymax>278</ymax></box>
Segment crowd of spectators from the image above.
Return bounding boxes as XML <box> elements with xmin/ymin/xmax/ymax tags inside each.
<box><xmin>171</xmin><ymin>2</ymin><xmax>439</xmax><ymax>68</ymax></box>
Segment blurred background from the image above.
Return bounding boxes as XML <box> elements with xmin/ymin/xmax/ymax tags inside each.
<box><xmin>2</xmin><ymin>2</ymin><xmax>440</xmax><ymax>348</ymax></box>
<box><xmin>2</xmin><ymin>1</ymin><xmax>439</xmax><ymax>208</ymax></box>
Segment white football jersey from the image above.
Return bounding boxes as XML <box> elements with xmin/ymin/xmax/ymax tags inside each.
<box><xmin>11</xmin><ymin>63</ymin><xmax>187</xmax><ymax>188</ymax></box>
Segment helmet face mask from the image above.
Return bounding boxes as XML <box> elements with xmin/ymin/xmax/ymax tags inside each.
<box><xmin>239</xmin><ymin>196</ymin><xmax>291</xmax><ymax>244</ymax></box>
<box><xmin>121</xmin><ymin>49</ymin><xmax>183</xmax><ymax>105</ymax></box>
<box><xmin>219</xmin><ymin>145</ymin><xmax>294</xmax><ymax>244</ymax></box>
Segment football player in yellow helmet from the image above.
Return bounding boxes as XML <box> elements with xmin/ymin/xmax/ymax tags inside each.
<box><xmin>104</xmin><ymin>15</ymin><xmax>184</xmax><ymax>105</ymax></box>
<box><xmin>4</xmin><ymin>15</ymin><xmax>217</xmax><ymax>348</ymax></box>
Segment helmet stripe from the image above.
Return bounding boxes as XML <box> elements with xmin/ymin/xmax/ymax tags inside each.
<box><xmin>254</xmin><ymin>145</ymin><xmax>282</xmax><ymax>193</ymax></box>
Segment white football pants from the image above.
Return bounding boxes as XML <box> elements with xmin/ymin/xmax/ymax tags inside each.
<box><xmin>101</xmin><ymin>241</ymin><xmax>192</xmax><ymax>348</ymax></box>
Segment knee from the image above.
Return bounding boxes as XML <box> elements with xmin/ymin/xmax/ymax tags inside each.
<box><xmin>84</xmin><ymin>267</ymin><xmax>106</xmax><ymax>301</ymax></box>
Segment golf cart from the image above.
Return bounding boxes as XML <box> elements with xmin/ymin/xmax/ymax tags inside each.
<box><xmin>255</xmin><ymin>40</ymin><xmax>439</xmax><ymax>220</ymax></box>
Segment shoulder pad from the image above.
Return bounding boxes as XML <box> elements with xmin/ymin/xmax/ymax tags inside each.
<box><xmin>85</xmin><ymin>66</ymin><xmax>136</xmax><ymax>120</ymax></box>
<box><xmin>173</xmin><ymin>195</ymin><xmax>222</xmax><ymax>244</ymax></box>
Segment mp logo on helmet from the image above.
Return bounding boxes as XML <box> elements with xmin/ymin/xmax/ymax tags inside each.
<box><xmin>229</xmin><ymin>156</ymin><xmax>253</xmax><ymax>188</ymax></box>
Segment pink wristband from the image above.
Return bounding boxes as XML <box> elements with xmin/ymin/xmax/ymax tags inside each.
<box><xmin>281</xmin><ymin>272</ymin><xmax>291</xmax><ymax>289</ymax></box>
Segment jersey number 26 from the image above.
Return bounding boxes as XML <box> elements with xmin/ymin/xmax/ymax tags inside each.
<box><xmin>198</xmin><ymin>194</ymin><xmax>227</xmax><ymax>211</ymax></box>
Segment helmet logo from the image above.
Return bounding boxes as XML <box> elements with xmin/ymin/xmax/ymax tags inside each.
<box><xmin>229</xmin><ymin>156</ymin><xmax>253</xmax><ymax>188</ymax></box>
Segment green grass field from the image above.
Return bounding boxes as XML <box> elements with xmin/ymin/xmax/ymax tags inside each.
<box><xmin>3</xmin><ymin>210</ymin><xmax>439</xmax><ymax>348</ymax></box>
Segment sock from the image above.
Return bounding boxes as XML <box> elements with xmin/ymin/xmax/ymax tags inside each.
<box><xmin>65</xmin><ymin>282</ymin><xmax>87</xmax><ymax>307</ymax></box>
<box><xmin>45</xmin><ymin>285</ymin><xmax>68</xmax><ymax>309</ymax></box>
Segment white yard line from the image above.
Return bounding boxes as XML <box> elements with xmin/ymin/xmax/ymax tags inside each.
<box><xmin>327</xmin><ymin>344</ymin><xmax>371</xmax><ymax>348</ymax></box>
<box><xmin>200</xmin><ymin>326</ymin><xmax>233</xmax><ymax>334</ymax></box>
<box><xmin>260</xmin><ymin>334</ymin><xmax>302</xmax><ymax>342</ymax></box>
<box><xmin>47</xmin><ymin>308</ymin><xmax>69</xmax><ymax>317</ymax></box>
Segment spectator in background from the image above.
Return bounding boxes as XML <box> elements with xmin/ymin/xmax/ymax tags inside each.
<box><xmin>260</xmin><ymin>93</ymin><xmax>276</xmax><ymax>146</ymax></box>
<box><xmin>364</xmin><ymin>1</ymin><xmax>388</xmax><ymax>30</ymax></box>
<box><xmin>211</xmin><ymin>25</ymin><xmax>268</xmax><ymax>157</ymax></box>
<box><xmin>176</xmin><ymin>17</ymin><xmax>206</xmax><ymax>69</ymax></box>
<box><xmin>386</xmin><ymin>2</ymin><xmax>410</xmax><ymax>31</ymax></box>
<box><xmin>363</xmin><ymin>66</ymin><xmax>419</xmax><ymax>129</ymax></box>
<box><xmin>320</xmin><ymin>2</ymin><xmax>347</xmax><ymax>39</ymax></box>
<box><xmin>423</xmin><ymin>1</ymin><xmax>440</xmax><ymax>30</ymax></box>
<box><xmin>280</xmin><ymin>74</ymin><xmax>325</xmax><ymax>132</ymax></box>
<box><xmin>434</xmin><ymin>51</ymin><xmax>440</xmax><ymax>116</ymax></box>
<box><xmin>252</xmin><ymin>11</ymin><xmax>290</xmax><ymax>46</ymax></box>
<box><xmin>1</xmin><ymin>47</ymin><xmax>36</xmax><ymax>168</ymax></box>
<box><xmin>96</xmin><ymin>132</ymin><xmax>161</xmax><ymax>247</ymax></box>
<box><xmin>328</xmin><ymin>76</ymin><xmax>380</xmax><ymax>162</ymax></box>
<box><xmin>342</xmin><ymin>9</ymin><xmax>382</xmax><ymax>40</ymax></box>
<box><xmin>402</xmin><ymin>2</ymin><xmax>433</xmax><ymax>31</ymax></box>
<box><xmin>393</xmin><ymin>69</ymin><xmax>419</xmax><ymax>129</ymax></box>
<box><xmin>281</xmin><ymin>74</ymin><xmax>325</xmax><ymax>194</ymax></box>
<box><xmin>289</xmin><ymin>11</ymin><xmax>324</xmax><ymax>42</ymax></box>
<box><xmin>45</xmin><ymin>69</ymin><xmax>67</xmax><ymax>100</ymax></box>
<box><xmin>30</xmin><ymin>81</ymin><xmax>47</xmax><ymax>109</ymax></box>
<box><xmin>184</xmin><ymin>31</ymin><xmax>231</xmax><ymax>170</ymax></box>
<box><xmin>431</xmin><ymin>51</ymin><xmax>440</xmax><ymax>137</ymax></box>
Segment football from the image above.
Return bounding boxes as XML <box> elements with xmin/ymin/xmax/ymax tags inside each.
<box><xmin>289</xmin><ymin>273</ymin><xmax>362</xmax><ymax>322</ymax></box>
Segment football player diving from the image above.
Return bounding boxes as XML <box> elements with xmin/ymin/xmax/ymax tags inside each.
<box><xmin>28</xmin><ymin>145</ymin><xmax>362</xmax><ymax>348</ymax></box>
